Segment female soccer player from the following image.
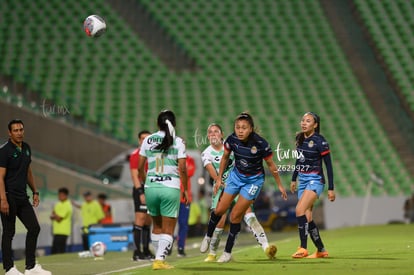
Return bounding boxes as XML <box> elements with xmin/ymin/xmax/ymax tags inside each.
<box><xmin>138</xmin><ymin>110</ymin><xmax>188</xmax><ymax>270</ymax></box>
<box><xmin>200</xmin><ymin>113</ymin><xmax>287</xmax><ymax>262</ymax></box>
<box><xmin>201</xmin><ymin>123</ymin><xmax>277</xmax><ymax>262</ymax></box>
<box><xmin>290</xmin><ymin>112</ymin><xmax>335</xmax><ymax>258</ymax></box>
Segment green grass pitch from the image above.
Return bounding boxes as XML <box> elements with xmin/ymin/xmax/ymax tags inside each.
<box><xmin>11</xmin><ymin>224</ymin><xmax>413</xmax><ymax>274</ymax></box>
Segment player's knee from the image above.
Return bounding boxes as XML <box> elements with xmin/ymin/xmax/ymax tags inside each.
<box><xmin>295</xmin><ymin>205</ymin><xmax>306</xmax><ymax>216</ymax></box>
<box><xmin>229</xmin><ymin>212</ymin><xmax>243</xmax><ymax>224</ymax></box>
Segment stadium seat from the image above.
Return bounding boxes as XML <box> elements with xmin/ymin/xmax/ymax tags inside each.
<box><xmin>0</xmin><ymin>0</ymin><xmax>412</xmax><ymax>197</ymax></box>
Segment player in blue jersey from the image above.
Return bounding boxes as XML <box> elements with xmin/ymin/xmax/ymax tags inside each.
<box><xmin>201</xmin><ymin>123</ymin><xmax>276</xmax><ymax>262</ymax></box>
<box><xmin>200</xmin><ymin>113</ymin><xmax>287</xmax><ymax>263</ymax></box>
<box><xmin>290</xmin><ymin>112</ymin><xmax>335</xmax><ymax>259</ymax></box>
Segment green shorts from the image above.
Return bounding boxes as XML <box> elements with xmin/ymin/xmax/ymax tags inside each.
<box><xmin>145</xmin><ymin>186</ymin><xmax>181</xmax><ymax>218</ymax></box>
<box><xmin>211</xmin><ymin>186</ymin><xmax>224</xmax><ymax>210</ymax></box>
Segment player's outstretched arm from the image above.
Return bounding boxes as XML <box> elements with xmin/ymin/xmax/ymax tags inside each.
<box><xmin>265</xmin><ymin>158</ymin><xmax>287</xmax><ymax>200</ymax></box>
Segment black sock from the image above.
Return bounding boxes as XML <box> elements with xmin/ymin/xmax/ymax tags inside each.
<box><xmin>225</xmin><ymin>222</ymin><xmax>241</xmax><ymax>253</ymax></box>
<box><xmin>297</xmin><ymin>215</ymin><xmax>308</xmax><ymax>249</ymax></box>
<box><xmin>308</xmin><ymin>220</ymin><xmax>325</xmax><ymax>252</ymax></box>
<box><xmin>142</xmin><ymin>225</ymin><xmax>151</xmax><ymax>253</ymax></box>
<box><xmin>206</xmin><ymin>211</ymin><xmax>222</xmax><ymax>237</ymax></box>
<box><xmin>133</xmin><ymin>224</ymin><xmax>143</xmax><ymax>254</ymax></box>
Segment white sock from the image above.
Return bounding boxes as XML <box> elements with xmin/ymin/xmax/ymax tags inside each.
<box><xmin>151</xmin><ymin>233</ymin><xmax>160</xmax><ymax>253</ymax></box>
<box><xmin>156</xmin><ymin>234</ymin><xmax>173</xmax><ymax>260</ymax></box>
<box><xmin>244</xmin><ymin>212</ymin><xmax>269</xmax><ymax>250</ymax></box>
<box><xmin>210</xmin><ymin>228</ymin><xmax>224</xmax><ymax>255</ymax></box>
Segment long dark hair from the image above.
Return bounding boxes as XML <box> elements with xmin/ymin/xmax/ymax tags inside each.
<box><xmin>296</xmin><ymin>112</ymin><xmax>320</xmax><ymax>146</ymax></box>
<box><xmin>155</xmin><ymin>110</ymin><xmax>176</xmax><ymax>152</ymax></box>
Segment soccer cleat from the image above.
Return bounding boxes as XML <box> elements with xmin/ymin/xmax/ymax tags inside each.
<box><xmin>217</xmin><ymin>252</ymin><xmax>232</xmax><ymax>263</ymax></box>
<box><xmin>6</xmin><ymin>266</ymin><xmax>24</xmax><ymax>275</ymax></box>
<box><xmin>132</xmin><ymin>251</ymin><xmax>146</xmax><ymax>261</ymax></box>
<box><xmin>152</xmin><ymin>260</ymin><xmax>174</xmax><ymax>270</ymax></box>
<box><xmin>306</xmin><ymin>251</ymin><xmax>329</xmax><ymax>258</ymax></box>
<box><xmin>265</xmin><ymin>244</ymin><xmax>277</xmax><ymax>259</ymax></box>
<box><xmin>204</xmin><ymin>254</ymin><xmax>217</xmax><ymax>262</ymax></box>
<box><xmin>177</xmin><ymin>248</ymin><xmax>186</xmax><ymax>257</ymax></box>
<box><xmin>143</xmin><ymin>250</ymin><xmax>155</xmax><ymax>261</ymax></box>
<box><xmin>291</xmin><ymin>247</ymin><xmax>308</xmax><ymax>258</ymax></box>
<box><xmin>200</xmin><ymin>235</ymin><xmax>211</xmax><ymax>253</ymax></box>
<box><xmin>24</xmin><ymin>264</ymin><xmax>52</xmax><ymax>275</ymax></box>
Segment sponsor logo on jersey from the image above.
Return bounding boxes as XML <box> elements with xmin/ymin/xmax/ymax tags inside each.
<box><xmin>240</xmin><ymin>159</ymin><xmax>248</xmax><ymax>167</ymax></box>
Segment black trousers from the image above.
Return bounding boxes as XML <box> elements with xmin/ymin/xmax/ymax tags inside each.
<box><xmin>51</xmin><ymin>234</ymin><xmax>68</xmax><ymax>254</ymax></box>
<box><xmin>0</xmin><ymin>196</ymin><xmax>40</xmax><ymax>271</ymax></box>
<box><xmin>82</xmin><ymin>233</ymin><xmax>90</xmax><ymax>251</ymax></box>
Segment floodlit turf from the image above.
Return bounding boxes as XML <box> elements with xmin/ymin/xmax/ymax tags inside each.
<box><xmin>11</xmin><ymin>224</ymin><xmax>413</xmax><ymax>274</ymax></box>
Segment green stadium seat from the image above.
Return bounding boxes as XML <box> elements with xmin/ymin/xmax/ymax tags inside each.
<box><xmin>1</xmin><ymin>0</ymin><xmax>412</xmax><ymax>197</ymax></box>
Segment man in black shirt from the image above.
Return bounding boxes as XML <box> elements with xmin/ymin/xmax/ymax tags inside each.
<box><xmin>0</xmin><ymin>119</ymin><xmax>52</xmax><ymax>275</ymax></box>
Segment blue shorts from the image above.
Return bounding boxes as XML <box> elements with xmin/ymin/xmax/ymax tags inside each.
<box><xmin>224</xmin><ymin>168</ymin><xmax>264</xmax><ymax>201</ymax></box>
<box><xmin>298</xmin><ymin>173</ymin><xmax>325</xmax><ymax>199</ymax></box>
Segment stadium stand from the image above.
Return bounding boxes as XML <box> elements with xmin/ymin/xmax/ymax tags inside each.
<box><xmin>353</xmin><ymin>0</ymin><xmax>414</xmax><ymax>112</ymax></box>
<box><xmin>0</xmin><ymin>0</ymin><xmax>412</xmax><ymax>197</ymax></box>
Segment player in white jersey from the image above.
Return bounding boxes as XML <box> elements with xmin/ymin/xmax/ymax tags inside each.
<box><xmin>138</xmin><ymin>110</ymin><xmax>189</xmax><ymax>270</ymax></box>
<box><xmin>201</xmin><ymin>123</ymin><xmax>275</xmax><ymax>262</ymax></box>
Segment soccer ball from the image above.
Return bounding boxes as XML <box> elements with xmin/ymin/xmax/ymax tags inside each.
<box><xmin>90</xmin><ymin>241</ymin><xmax>106</xmax><ymax>257</ymax></box>
<box><xmin>84</xmin><ymin>15</ymin><xmax>106</xmax><ymax>37</ymax></box>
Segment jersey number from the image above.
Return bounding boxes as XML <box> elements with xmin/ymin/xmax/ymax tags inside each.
<box><xmin>248</xmin><ymin>185</ymin><xmax>259</xmax><ymax>196</ymax></box>
<box><xmin>155</xmin><ymin>154</ymin><xmax>164</xmax><ymax>174</ymax></box>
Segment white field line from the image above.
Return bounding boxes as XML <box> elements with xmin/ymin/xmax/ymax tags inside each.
<box><xmin>94</xmin><ymin>237</ymin><xmax>294</xmax><ymax>275</ymax></box>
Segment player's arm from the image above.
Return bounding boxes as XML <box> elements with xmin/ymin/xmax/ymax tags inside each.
<box><xmin>215</xmin><ymin>149</ymin><xmax>230</xmax><ymax>194</ymax></box>
<box><xmin>137</xmin><ymin>155</ymin><xmax>147</xmax><ymax>204</ymax></box>
<box><xmin>290</xmin><ymin>158</ymin><xmax>300</xmax><ymax>194</ymax></box>
<box><xmin>0</xmin><ymin>167</ymin><xmax>9</xmax><ymax>215</ymax></box>
<box><xmin>323</xmin><ymin>153</ymin><xmax>335</xmax><ymax>202</ymax></box>
<box><xmin>130</xmin><ymin>154</ymin><xmax>142</xmax><ymax>189</ymax></box>
<box><xmin>265</xmin><ymin>157</ymin><xmax>287</xmax><ymax>200</ymax></box>
<box><xmin>178</xmin><ymin>157</ymin><xmax>188</xmax><ymax>204</ymax></box>
<box><xmin>138</xmin><ymin>155</ymin><xmax>147</xmax><ymax>183</ymax></box>
<box><xmin>205</xmin><ymin>163</ymin><xmax>218</xmax><ymax>182</ymax></box>
<box><xmin>202</xmin><ymin>151</ymin><xmax>218</xmax><ymax>181</ymax></box>
<box><xmin>27</xmin><ymin>165</ymin><xmax>39</xmax><ymax>207</ymax></box>
<box><xmin>130</xmin><ymin>168</ymin><xmax>141</xmax><ymax>189</ymax></box>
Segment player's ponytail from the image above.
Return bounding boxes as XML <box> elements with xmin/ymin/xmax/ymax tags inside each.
<box><xmin>155</xmin><ymin>110</ymin><xmax>176</xmax><ymax>152</ymax></box>
<box><xmin>307</xmin><ymin>112</ymin><xmax>320</xmax><ymax>133</ymax></box>
<box><xmin>295</xmin><ymin>132</ymin><xmax>305</xmax><ymax>147</ymax></box>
